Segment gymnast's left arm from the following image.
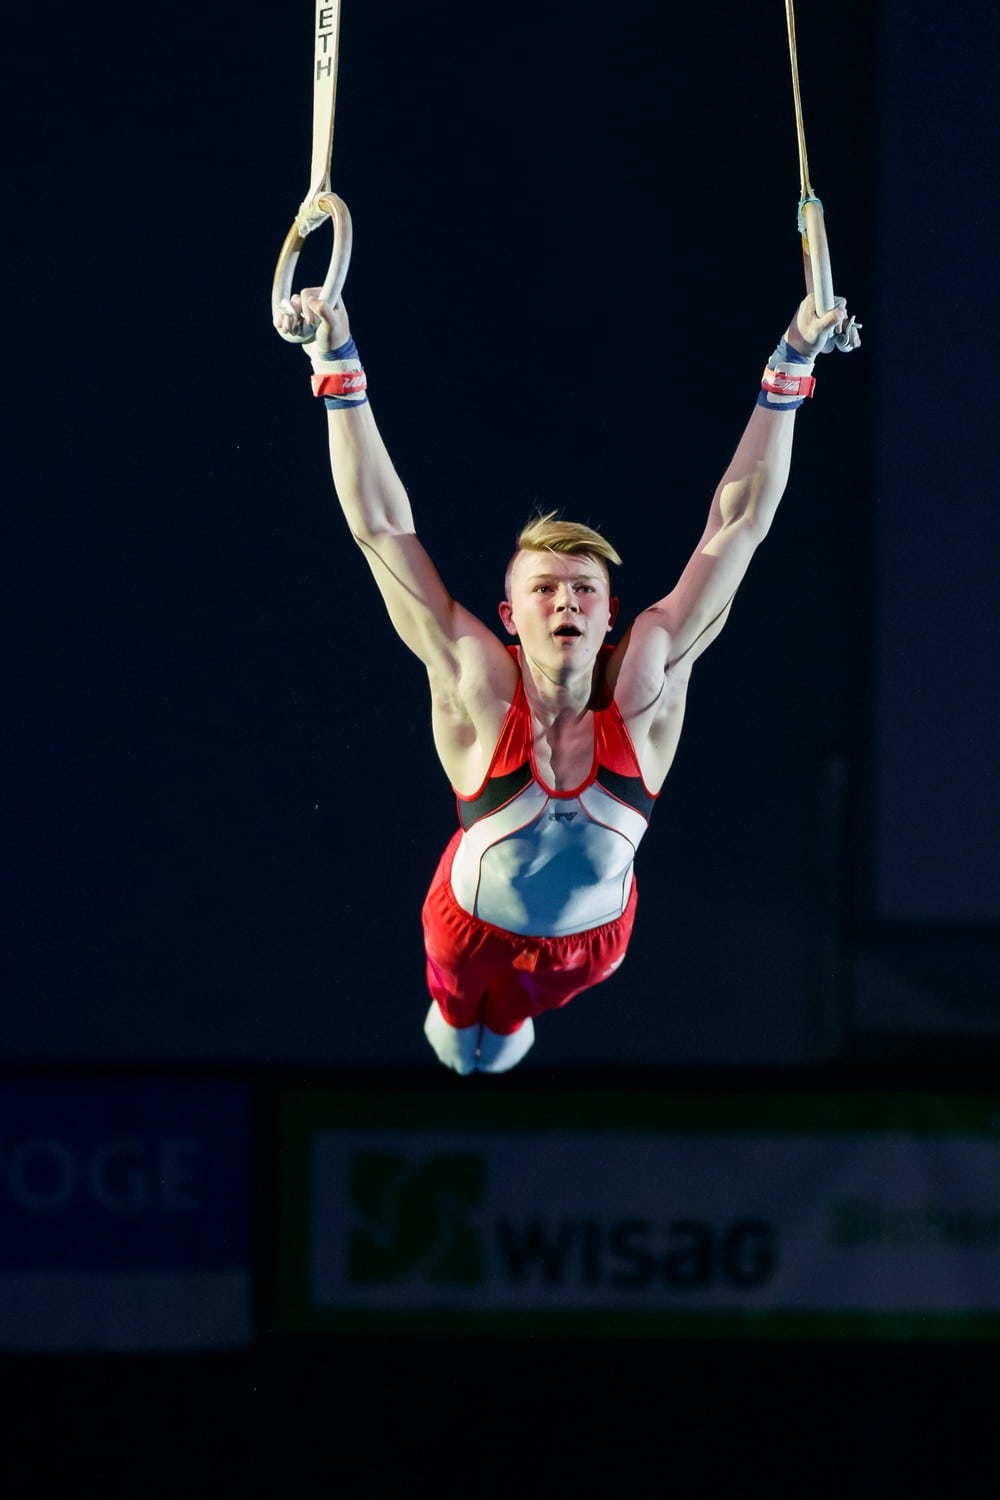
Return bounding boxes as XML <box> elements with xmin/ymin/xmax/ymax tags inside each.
<box><xmin>622</xmin><ymin>293</ymin><xmax>849</xmax><ymax>685</ymax></box>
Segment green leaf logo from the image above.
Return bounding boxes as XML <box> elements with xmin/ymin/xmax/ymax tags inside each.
<box><xmin>348</xmin><ymin>1153</ymin><xmax>485</xmax><ymax>1287</ymax></box>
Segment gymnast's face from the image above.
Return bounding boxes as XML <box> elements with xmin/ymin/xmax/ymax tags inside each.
<box><xmin>499</xmin><ymin>550</ymin><xmax>617</xmax><ymax>670</ymax></box>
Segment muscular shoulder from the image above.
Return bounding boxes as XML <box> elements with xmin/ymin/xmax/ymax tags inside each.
<box><xmin>603</xmin><ymin>614</ymin><xmax>675</xmax><ymax>720</ymax></box>
<box><xmin>426</xmin><ymin>625</ymin><xmax>518</xmax><ymax>719</ymax></box>
<box><xmin>428</xmin><ymin>633</ymin><xmax>520</xmax><ymax>792</ymax></box>
<box><xmin>603</xmin><ymin>622</ymin><xmax>693</xmax><ymax>791</ymax></box>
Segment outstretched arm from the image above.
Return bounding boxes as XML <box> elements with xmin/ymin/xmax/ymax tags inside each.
<box><xmin>618</xmin><ymin>294</ymin><xmax>849</xmax><ymax>700</ymax></box>
<box><xmin>276</xmin><ymin>293</ymin><xmax>509</xmax><ymax>696</ymax></box>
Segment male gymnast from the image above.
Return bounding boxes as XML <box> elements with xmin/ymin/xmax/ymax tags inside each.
<box><xmin>276</xmin><ymin>285</ymin><xmax>856</xmax><ymax>1074</ymax></box>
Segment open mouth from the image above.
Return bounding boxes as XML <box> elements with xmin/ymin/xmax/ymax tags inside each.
<box><xmin>552</xmin><ymin>624</ymin><xmax>583</xmax><ymax>638</ymax></box>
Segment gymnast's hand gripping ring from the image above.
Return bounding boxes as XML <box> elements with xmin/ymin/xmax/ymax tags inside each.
<box><xmin>272</xmin><ymin>193</ymin><xmax>353</xmax><ymax>344</ymax></box>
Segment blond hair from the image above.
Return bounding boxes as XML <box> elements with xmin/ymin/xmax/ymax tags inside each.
<box><xmin>505</xmin><ymin>510</ymin><xmax>622</xmax><ymax>596</ymax></box>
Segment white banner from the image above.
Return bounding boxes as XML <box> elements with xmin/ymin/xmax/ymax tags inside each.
<box><xmin>278</xmin><ymin>1095</ymin><xmax>1000</xmax><ymax>1336</ymax></box>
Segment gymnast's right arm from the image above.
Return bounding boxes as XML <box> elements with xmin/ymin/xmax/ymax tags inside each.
<box><xmin>276</xmin><ymin>293</ymin><xmax>455</xmax><ymax>659</ymax></box>
<box><xmin>275</xmin><ymin>292</ymin><xmax>509</xmax><ymax>697</ymax></box>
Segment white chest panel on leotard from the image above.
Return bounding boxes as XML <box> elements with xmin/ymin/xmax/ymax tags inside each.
<box><xmin>450</xmin><ymin>781</ymin><xmax>649</xmax><ymax>937</ymax></box>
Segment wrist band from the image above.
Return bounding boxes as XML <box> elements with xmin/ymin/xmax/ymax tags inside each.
<box><xmin>310</xmin><ymin>335</ymin><xmax>368</xmax><ymax>409</ymax></box>
<box><xmin>758</xmin><ymin>335</ymin><xmax>817</xmax><ymax>410</ymax></box>
<box><xmin>328</xmin><ymin>336</ymin><xmax>360</xmax><ymax>361</ymax></box>
<box><xmin>758</xmin><ymin>364</ymin><xmax>816</xmax><ymax>410</ymax></box>
<box><xmin>311</xmin><ymin>369</ymin><xmax>368</xmax><ymax>398</ymax></box>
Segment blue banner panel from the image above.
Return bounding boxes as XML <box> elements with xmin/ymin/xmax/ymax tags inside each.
<box><xmin>0</xmin><ymin>1079</ymin><xmax>254</xmax><ymax>1350</ymax></box>
<box><xmin>872</xmin><ymin>0</ymin><xmax>1000</xmax><ymax>921</ymax></box>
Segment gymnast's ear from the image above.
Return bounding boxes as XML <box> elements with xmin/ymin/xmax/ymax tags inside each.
<box><xmin>608</xmin><ymin>597</ymin><xmax>619</xmax><ymax>631</ymax></box>
<box><xmin>498</xmin><ymin>599</ymin><xmax>517</xmax><ymax>636</ymax></box>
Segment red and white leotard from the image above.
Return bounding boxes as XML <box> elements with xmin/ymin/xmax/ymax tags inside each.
<box><xmin>449</xmin><ymin>646</ymin><xmax>657</xmax><ymax>937</ymax></box>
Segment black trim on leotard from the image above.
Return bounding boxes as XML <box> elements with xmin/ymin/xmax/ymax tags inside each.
<box><xmin>594</xmin><ymin>767</ymin><xmax>657</xmax><ymax>822</ymax></box>
<box><xmin>459</xmin><ymin>761</ymin><xmax>655</xmax><ymax>830</ymax></box>
<box><xmin>458</xmin><ymin>763</ymin><xmax>535</xmax><ymax>830</ymax></box>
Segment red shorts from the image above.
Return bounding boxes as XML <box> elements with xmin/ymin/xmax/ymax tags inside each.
<box><xmin>421</xmin><ymin>831</ymin><xmax>638</xmax><ymax>1036</ymax></box>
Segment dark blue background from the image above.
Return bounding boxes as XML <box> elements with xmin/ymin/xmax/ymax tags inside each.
<box><xmin>6</xmin><ymin>0</ymin><xmax>995</xmax><ymax>1068</ymax></box>
<box><xmin>0</xmin><ymin>1080</ymin><xmax>251</xmax><ymax>1269</ymax></box>
<box><xmin>872</xmin><ymin>0</ymin><xmax>1000</xmax><ymax>922</ymax></box>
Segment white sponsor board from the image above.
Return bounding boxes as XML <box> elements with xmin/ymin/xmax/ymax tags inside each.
<box><xmin>278</xmin><ymin>1092</ymin><xmax>1000</xmax><ymax>1336</ymax></box>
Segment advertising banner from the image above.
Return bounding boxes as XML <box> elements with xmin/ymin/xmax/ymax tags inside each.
<box><xmin>276</xmin><ymin>1090</ymin><xmax>1000</xmax><ymax>1338</ymax></box>
<box><xmin>0</xmin><ymin>1079</ymin><xmax>254</xmax><ymax>1350</ymax></box>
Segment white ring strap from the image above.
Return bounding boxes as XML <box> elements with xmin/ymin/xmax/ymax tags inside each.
<box><xmin>271</xmin><ymin>0</ymin><xmax>353</xmax><ymax>343</ymax></box>
<box><xmin>298</xmin><ymin>0</ymin><xmax>342</xmax><ymax>233</ymax></box>
<box><xmin>785</xmin><ymin>0</ymin><xmax>835</xmax><ymax>316</ymax></box>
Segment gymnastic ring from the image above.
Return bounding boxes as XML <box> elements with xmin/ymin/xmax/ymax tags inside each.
<box><xmin>271</xmin><ymin>192</ymin><xmax>353</xmax><ymax>344</ymax></box>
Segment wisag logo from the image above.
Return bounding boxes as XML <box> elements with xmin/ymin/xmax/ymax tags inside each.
<box><xmin>347</xmin><ymin>1152</ymin><xmax>485</xmax><ymax>1288</ymax></box>
<box><xmin>334</xmin><ymin>1145</ymin><xmax>777</xmax><ymax>1302</ymax></box>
